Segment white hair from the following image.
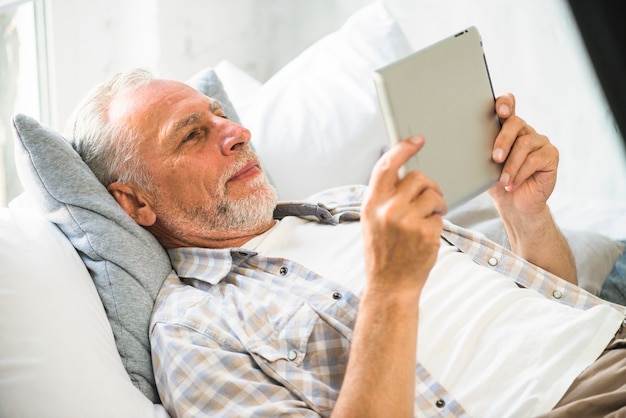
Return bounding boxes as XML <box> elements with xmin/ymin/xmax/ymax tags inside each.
<box><xmin>64</xmin><ymin>68</ymin><xmax>156</xmax><ymax>191</ymax></box>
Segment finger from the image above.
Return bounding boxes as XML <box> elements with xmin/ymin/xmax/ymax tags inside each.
<box><xmin>499</xmin><ymin>133</ymin><xmax>552</xmax><ymax>190</ymax></box>
<box><xmin>396</xmin><ymin>170</ymin><xmax>447</xmax><ymax>216</ymax></box>
<box><xmin>369</xmin><ymin>136</ymin><xmax>425</xmax><ymax>194</ymax></box>
<box><xmin>492</xmin><ymin>115</ymin><xmax>537</xmax><ymax>164</ymax></box>
<box><xmin>411</xmin><ymin>187</ymin><xmax>448</xmax><ymax>217</ymax></box>
<box><xmin>506</xmin><ymin>154</ymin><xmax>544</xmax><ymax>192</ymax></box>
<box><xmin>495</xmin><ymin>92</ymin><xmax>516</xmax><ymax>119</ymax></box>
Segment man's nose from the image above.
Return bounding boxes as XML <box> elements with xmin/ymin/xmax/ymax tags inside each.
<box><xmin>219</xmin><ymin>119</ymin><xmax>252</xmax><ymax>155</ymax></box>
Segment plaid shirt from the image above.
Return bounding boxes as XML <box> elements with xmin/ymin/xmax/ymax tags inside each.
<box><xmin>150</xmin><ymin>185</ymin><xmax>626</xmax><ymax>417</ymax></box>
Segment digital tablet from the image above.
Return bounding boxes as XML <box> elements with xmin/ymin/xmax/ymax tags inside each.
<box><xmin>374</xmin><ymin>26</ymin><xmax>502</xmax><ymax>210</ymax></box>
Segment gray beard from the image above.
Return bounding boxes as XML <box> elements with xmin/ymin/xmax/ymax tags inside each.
<box><xmin>187</xmin><ymin>174</ymin><xmax>278</xmax><ymax>233</ymax></box>
<box><xmin>154</xmin><ymin>169</ymin><xmax>278</xmax><ymax>243</ymax></box>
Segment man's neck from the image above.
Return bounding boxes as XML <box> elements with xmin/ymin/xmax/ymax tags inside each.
<box><xmin>151</xmin><ymin>219</ymin><xmax>276</xmax><ymax>250</ymax></box>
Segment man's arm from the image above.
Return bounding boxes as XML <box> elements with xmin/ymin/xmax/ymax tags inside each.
<box><xmin>489</xmin><ymin>93</ymin><xmax>577</xmax><ymax>284</ymax></box>
<box><xmin>495</xmin><ymin>201</ymin><xmax>576</xmax><ymax>285</ymax></box>
<box><xmin>332</xmin><ymin>136</ymin><xmax>447</xmax><ymax>417</ymax></box>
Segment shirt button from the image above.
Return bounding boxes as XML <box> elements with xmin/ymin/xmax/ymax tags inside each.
<box><xmin>488</xmin><ymin>257</ymin><xmax>498</xmax><ymax>266</ymax></box>
<box><xmin>435</xmin><ymin>399</ymin><xmax>446</xmax><ymax>408</ymax></box>
<box><xmin>288</xmin><ymin>350</ymin><xmax>298</xmax><ymax>361</ymax></box>
<box><xmin>553</xmin><ymin>290</ymin><xmax>563</xmax><ymax>299</ymax></box>
<box><xmin>332</xmin><ymin>291</ymin><xmax>343</xmax><ymax>300</ymax></box>
<box><xmin>279</xmin><ymin>266</ymin><xmax>288</xmax><ymax>276</ymax></box>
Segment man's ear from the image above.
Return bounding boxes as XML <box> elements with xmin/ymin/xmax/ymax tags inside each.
<box><xmin>107</xmin><ymin>182</ymin><xmax>157</xmax><ymax>227</ymax></box>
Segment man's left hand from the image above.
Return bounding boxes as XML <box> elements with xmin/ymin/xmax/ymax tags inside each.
<box><xmin>488</xmin><ymin>92</ymin><xmax>559</xmax><ymax>216</ymax></box>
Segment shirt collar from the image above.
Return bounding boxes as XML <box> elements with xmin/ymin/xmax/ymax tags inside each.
<box><xmin>167</xmin><ymin>247</ymin><xmax>257</xmax><ymax>285</ymax></box>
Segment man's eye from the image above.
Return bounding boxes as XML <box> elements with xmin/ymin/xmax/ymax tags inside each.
<box><xmin>183</xmin><ymin>130</ymin><xmax>200</xmax><ymax>142</ymax></box>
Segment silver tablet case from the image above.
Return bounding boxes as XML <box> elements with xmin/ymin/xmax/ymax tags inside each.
<box><xmin>374</xmin><ymin>26</ymin><xmax>501</xmax><ymax>210</ymax></box>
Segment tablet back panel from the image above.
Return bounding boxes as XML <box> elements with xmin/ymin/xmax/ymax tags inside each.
<box><xmin>374</xmin><ymin>26</ymin><xmax>501</xmax><ymax>209</ymax></box>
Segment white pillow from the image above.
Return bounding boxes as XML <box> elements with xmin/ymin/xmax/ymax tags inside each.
<box><xmin>213</xmin><ymin>59</ymin><xmax>262</xmax><ymax>109</ymax></box>
<box><xmin>236</xmin><ymin>1</ymin><xmax>412</xmax><ymax>200</ymax></box>
<box><xmin>0</xmin><ymin>204</ymin><xmax>169</xmax><ymax>418</ymax></box>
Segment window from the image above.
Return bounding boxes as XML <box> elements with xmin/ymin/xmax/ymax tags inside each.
<box><xmin>0</xmin><ymin>0</ymin><xmax>49</xmax><ymax>206</ymax></box>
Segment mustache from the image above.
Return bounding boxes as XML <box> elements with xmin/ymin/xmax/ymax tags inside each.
<box><xmin>220</xmin><ymin>148</ymin><xmax>264</xmax><ymax>185</ymax></box>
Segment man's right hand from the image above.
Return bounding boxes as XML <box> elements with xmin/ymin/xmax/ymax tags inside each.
<box><xmin>361</xmin><ymin>135</ymin><xmax>447</xmax><ymax>295</ymax></box>
<box><xmin>332</xmin><ymin>136</ymin><xmax>446</xmax><ymax>418</ymax></box>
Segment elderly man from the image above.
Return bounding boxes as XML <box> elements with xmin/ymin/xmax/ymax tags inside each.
<box><xmin>66</xmin><ymin>69</ymin><xmax>626</xmax><ymax>417</ymax></box>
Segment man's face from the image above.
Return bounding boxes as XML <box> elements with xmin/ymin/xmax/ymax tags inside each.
<box><xmin>108</xmin><ymin>80</ymin><xmax>277</xmax><ymax>248</ymax></box>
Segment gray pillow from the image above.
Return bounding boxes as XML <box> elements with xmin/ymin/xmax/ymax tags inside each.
<box><xmin>12</xmin><ymin>68</ymin><xmax>238</xmax><ymax>403</ymax></box>
<box><xmin>186</xmin><ymin>67</ymin><xmax>241</xmax><ymax>124</ymax></box>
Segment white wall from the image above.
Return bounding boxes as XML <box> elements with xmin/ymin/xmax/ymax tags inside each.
<box><xmin>44</xmin><ymin>0</ymin><xmax>626</xmax><ymax>201</ymax></box>
<box><xmin>45</xmin><ymin>0</ymin><xmax>158</xmax><ymax>128</ymax></box>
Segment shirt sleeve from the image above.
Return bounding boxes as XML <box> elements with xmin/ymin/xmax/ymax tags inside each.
<box><xmin>151</xmin><ymin>322</ymin><xmax>325</xmax><ymax>418</ymax></box>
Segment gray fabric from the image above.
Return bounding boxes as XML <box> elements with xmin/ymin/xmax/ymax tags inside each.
<box><xmin>599</xmin><ymin>241</ymin><xmax>626</xmax><ymax>305</ymax></box>
<box><xmin>186</xmin><ymin>67</ymin><xmax>240</xmax><ymax>123</ymax></box>
<box><xmin>13</xmin><ymin>114</ymin><xmax>170</xmax><ymax>402</ymax></box>
<box><xmin>11</xmin><ymin>68</ymin><xmax>240</xmax><ymax>403</ymax></box>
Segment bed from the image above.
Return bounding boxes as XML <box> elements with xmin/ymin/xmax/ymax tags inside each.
<box><xmin>2</xmin><ymin>3</ymin><xmax>626</xmax><ymax>417</ymax></box>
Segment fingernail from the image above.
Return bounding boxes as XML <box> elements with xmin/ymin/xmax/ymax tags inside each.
<box><xmin>493</xmin><ymin>148</ymin><xmax>504</xmax><ymax>162</ymax></box>
<box><xmin>409</xmin><ymin>135</ymin><xmax>424</xmax><ymax>145</ymax></box>
<box><xmin>500</xmin><ymin>172</ymin><xmax>510</xmax><ymax>185</ymax></box>
<box><xmin>499</xmin><ymin>104</ymin><xmax>510</xmax><ymax>116</ymax></box>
